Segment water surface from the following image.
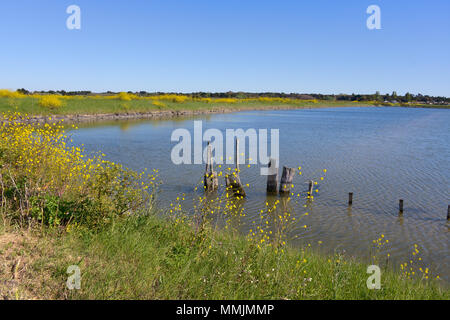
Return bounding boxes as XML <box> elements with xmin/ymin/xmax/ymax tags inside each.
<box><xmin>69</xmin><ymin>107</ymin><xmax>450</xmax><ymax>282</ymax></box>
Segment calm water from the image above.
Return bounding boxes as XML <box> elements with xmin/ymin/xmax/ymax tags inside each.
<box><xmin>69</xmin><ymin>107</ymin><xmax>450</xmax><ymax>282</ymax></box>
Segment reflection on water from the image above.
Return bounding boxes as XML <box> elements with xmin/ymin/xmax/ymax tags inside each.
<box><xmin>69</xmin><ymin>107</ymin><xmax>450</xmax><ymax>283</ymax></box>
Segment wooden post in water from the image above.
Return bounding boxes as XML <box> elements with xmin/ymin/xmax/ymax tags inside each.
<box><xmin>204</xmin><ymin>142</ymin><xmax>218</xmax><ymax>192</ymax></box>
<box><xmin>447</xmin><ymin>205</ymin><xmax>449</xmax><ymax>220</ymax></box>
<box><xmin>399</xmin><ymin>199</ymin><xmax>404</xmax><ymax>214</ymax></box>
<box><xmin>225</xmin><ymin>138</ymin><xmax>246</xmax><ymax>197</ymax></box>
<box><xmin>308</xmin><ymin>180</ymin><xmax>314</xmax><ymax>198</ymax></box>
<box><xmin>279</xmin><ymin>166</ymin><xmax>296</xmax><ymax>195</ymax></box>
<box><xmin>266</xmin><ymin>158</ymin><xmax>278</xmax><ymax>194</ymax></box>
<box><xmin>348</xmin><ymin>192</ymin><xmax>353</xmax><ymax>206</ymax></box>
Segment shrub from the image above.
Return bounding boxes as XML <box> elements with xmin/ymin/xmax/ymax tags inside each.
<box><xmin>0</xmin><ymin>89</ymin><xmax>25</xmax><ymax>99</ymax></box>
<box><xmin>151</xmin><ymin>94</ymin><xmax>189</xmax><ymax>103</ymax></box>
<box><xmin>117</xmin><ymin>92</ymin><xmax>137</xmax><ymax>101</ymax></box>
<box><xmin>0</xmin><ymin>112</ymin><xmax>158</xmax><ymax>228</ymax></box>
<box><xmin>38</xmin><ymin>95</ymin><xmax>63</xmax><ymax>109</ymax></box>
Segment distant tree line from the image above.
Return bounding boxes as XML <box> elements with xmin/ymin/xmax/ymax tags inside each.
<box><xmin>14</xmin><ymin>89</ymin><xmax>450</xmax><ymax>104</ymax></box>
<box><xmin>25</xmin><ymin>89</ymin><xmax>93</xmax><ymax>96</ymax></box>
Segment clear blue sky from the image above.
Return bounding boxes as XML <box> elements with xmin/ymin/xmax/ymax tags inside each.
<box><xmin>1</xmin><ymin>0</ymin><xmax>449</xmax><ymax>96</ymax></box>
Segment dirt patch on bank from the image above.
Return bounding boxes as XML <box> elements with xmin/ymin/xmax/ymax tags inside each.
<box><xmin>0</xmin><ymin>231</ymin><xmax>64</xmax><ymax>299</ymax></box>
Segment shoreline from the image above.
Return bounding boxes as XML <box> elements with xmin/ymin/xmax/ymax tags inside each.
<box><xmin>6</xmin><ymin>103</ymin><xmax>373</xmax><ymax>124</ymax></box>
<box><xmin>2</xmin><ymin>99</ymin><xmax>448</xmax><ymax>124</ymax></box>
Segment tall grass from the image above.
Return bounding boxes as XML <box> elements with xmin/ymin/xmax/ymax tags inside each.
<box><xmin>36</xmin><ymin>212</ymin><xmax>446</xmax><ymax>300</ymax></box>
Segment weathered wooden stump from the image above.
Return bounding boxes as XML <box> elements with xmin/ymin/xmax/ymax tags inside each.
<box><xmin>266</xmin><ymin>158</ymin><xmax>278</xmax><ymax>194</ymax></box>
<box><xmin>225</xmin><ymin>174</ymin><xmax>246</xmax><ymax>197</ymax></box>
<box><xmin>308</xmin><ymin>180</ymin><xmax>314</xmax><ymax>197</ymax></box>
<box><xmin>399</xmin><ymin>199</ymin><xmax>404</xmax><ymax>214</ymax></box>
<box><xmin>225</xmin><ymin>138</ymin><xmax>246</xmax><ymax>197</ymax></box>
<box><xmin>348</xmin><ymin>192</ymin><xmax>353</xmax><ymax>206</ymax></box>
<box><xmin>204</xmin><ymin>142</ymin><xmax>218</xmax><ymax>192</ymax></box>
<box><xmin>279</xmin><ymin>166</ymin><xmax>296</xmax><ymax>195</ymax></box>
<box><xmin>447</xmin><ymin>205</ymin><xmax>449</xmax><ymax>220</ymax></box>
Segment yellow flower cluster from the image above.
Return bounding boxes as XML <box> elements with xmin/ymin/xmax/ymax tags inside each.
<box><xmin>400</xmin><ymin>244</ymin><xmax>438</xmax><ymax>281</ymax></box>
<box><xmin>0</xmin><ymin>112</ymin><xmax>158</xmax><ymax>227</ymax></box>
<box><xmin>38</xmin><ymin>95</ymin><xmax>63</xmax><ymax>109</ymax></box>
<box><xmin>0</xmin><ymin>89</ymin><xmax>26</xmax><ymax>99</ymax></box>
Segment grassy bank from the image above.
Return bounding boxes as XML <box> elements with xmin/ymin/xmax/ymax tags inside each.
<box><xmin>1</xmin><ymin>90</ymin><xmax>447</xmax><ymax>120</ymax></box>
<box><xmin>0</xmin><ymin>95</ymin><xmax>363</xmax><ymax>117</ymax></box>
<box><xmin>1</xmin><ymin>212</ymin><xmax>448</xmax><ymax>300</ymax></box>
<box><xmin>0</xmin><ymin>112</ymin><xmax>448</xmax><ymax>300</ymax></box>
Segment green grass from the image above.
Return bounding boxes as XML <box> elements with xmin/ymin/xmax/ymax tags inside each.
<box><xmin>15</xmin><ymin>213</ymin><xmax>445</xmax><ymax>300</ymax></box>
